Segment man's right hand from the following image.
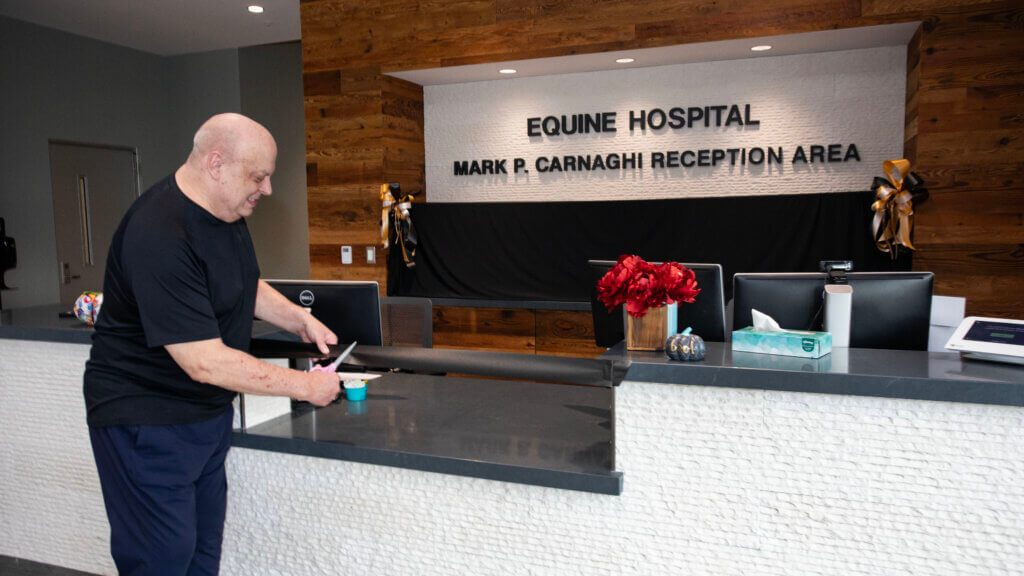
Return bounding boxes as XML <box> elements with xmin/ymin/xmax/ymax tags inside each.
<box><xmin>166</xmin><ymin>338</ymin><xmax>343</xmax><ymax>405</ymax></box>
<box><xmin>303</xmin><ymin>371</ymin><xmax>342</xmax><ymax>406</ymax></box>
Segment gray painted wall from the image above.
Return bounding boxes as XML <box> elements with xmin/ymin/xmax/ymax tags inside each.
<box><xmin>0</xmin><ymin>16</ymin><xmax>309</xmax><ymax>309</ymax></box>
<box><xmin>0</xmin><ymin>17</ymin><xmax>177</xmax><ymax>308</ymax></box>
<box><xmin>165</xmin><ymin>49</ymin><xmax>242</xmax><ymax>159</ymax></box>
<box><xmin>239</xmin><ymin>42</ymin><xmax>310</xmax><ymax>280</ymax></box>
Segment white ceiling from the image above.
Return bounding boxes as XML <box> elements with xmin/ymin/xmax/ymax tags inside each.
<box><xmin>0</xmin><ymin>0</ymin><xmax>301</xmax><ymax>56</ymax></box>
<box><xmin>388</xmin><ymin>23</ymin><xmax>919</xmax><ymax>85</ymax></box>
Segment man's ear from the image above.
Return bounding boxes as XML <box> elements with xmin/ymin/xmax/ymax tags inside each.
<box><xmin>206</xmin><ymin>151</ymin><xmax>225</xmax><ymax>181</ymax></box>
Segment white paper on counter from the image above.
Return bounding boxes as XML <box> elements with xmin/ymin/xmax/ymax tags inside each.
<box><xmin>336</xmin><ymin>372</ymin><xmax>385</xmax><ymax>382</ymax></box>
<box><xmin>929</xmin><ymin>295</ymin><xmax>966</xmax><ymax>352</ymax></box>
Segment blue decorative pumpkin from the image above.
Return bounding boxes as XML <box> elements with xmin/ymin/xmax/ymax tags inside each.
<box><xmin>665</xmin><ymin>329</ymin><xmax>705</xmax><ymax>362</ymax></box>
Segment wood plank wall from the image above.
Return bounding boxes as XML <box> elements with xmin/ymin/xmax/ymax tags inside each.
<box><xmin>301</xmin><ymin>0</ymin><xmax>1023</xmax><ymax>357</ymax></box>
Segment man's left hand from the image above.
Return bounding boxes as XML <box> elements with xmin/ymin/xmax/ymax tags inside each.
<box><xmin>297</xmin><ymin>313</ymin><xmax>338</xmax><ymax>355</ymax></box>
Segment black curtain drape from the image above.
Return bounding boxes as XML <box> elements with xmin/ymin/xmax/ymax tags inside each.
<box><xmin>389</xmin><ymin>191</ymin><xmax>911</xmax><ymax>302</ymax></box>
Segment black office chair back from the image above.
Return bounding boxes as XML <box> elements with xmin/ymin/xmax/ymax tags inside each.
<box><xmin>380</xmin><ymin>296</ymin><xmax>433</xmax><ymax>348</ymax></box>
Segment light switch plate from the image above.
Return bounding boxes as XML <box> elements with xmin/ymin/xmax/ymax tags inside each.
<box><xmin>341</xmin><ymin>245</ymin><xmax>352</xmax><ymax>264</ymax></box>
<box><xmin>366</xmin><ymin>246</ymin><xmax>376</xmax><ymax>264</ymax></box>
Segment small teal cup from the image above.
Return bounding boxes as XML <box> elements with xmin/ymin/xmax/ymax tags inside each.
<box><xmin>343</xmin><ymin>380</ymin><xmax>367</xmax><ymax>402</ymax></box>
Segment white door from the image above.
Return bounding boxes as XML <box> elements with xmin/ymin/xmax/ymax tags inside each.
<box><xmin>49</xmin><ymin>142</ymin><xmax>139</xmax><ymax>307</ymax></box>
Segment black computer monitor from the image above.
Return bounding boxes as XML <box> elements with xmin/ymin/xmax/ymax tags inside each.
<box><xmin>732</xmin><ymin>272</ymin><xmax>934</xmax><ymax>350</ymax></box>
<box><xmin>266</xmin><ymin>279</ymin><xmax>383</xmax><ymax>346</ymax></box>
<box><xmin>588</xmin><ymin>260</ymin><xmax>727</xmax><ymax>346</ymax></box>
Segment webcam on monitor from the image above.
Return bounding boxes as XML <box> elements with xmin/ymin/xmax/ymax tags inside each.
<box><xmin>819</xmin><ymin>260</ymin><xmax>853</xmax><ymax>284</ymax></box>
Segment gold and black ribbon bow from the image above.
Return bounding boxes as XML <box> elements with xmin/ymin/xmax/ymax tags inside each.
<box><xmin>379</xmin><ymin>183</ymin><xmax>417</xmax><ymax>268</ymax></box>
<box><xmin>871</xmin><ymin>159</ymin><xmax>928</xmax><ymax>259</ymax></box>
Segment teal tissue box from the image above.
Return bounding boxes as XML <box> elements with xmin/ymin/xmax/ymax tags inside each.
<box><xmin>731</xmin><ymin>327</ymin><xmax>832</xmax><ymax>358</ymax></box>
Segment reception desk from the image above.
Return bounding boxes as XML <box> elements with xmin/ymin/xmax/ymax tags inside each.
<box><xmin>2</xmin><ymin>305</ymin><xmax>1022</xmax><ymax>575</ymax></box>
<box><xmin>235</xmin><ymin>344</ymin><xmax>625</xmax><ymax>495</ymax></box>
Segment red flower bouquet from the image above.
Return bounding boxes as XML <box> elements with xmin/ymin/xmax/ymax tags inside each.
<box><xmin>597</xmin><ymin>255</ymin><xmax>700</xmax><ymax>318</ymax></box>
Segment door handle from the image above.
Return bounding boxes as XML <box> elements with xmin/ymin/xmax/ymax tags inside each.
<box><xmin>61</xmin><ymin>262</ymin><xmax>81</xmax><ymax>284</ymax></box>
<box><xmin>78</xmin><ymin>175</ymin><xmax>95</xmax><ymax>266</ymax></box>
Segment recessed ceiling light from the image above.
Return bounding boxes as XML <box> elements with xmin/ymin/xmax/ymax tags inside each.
<box><xmin>499</xmin><ymin>69</ymin><xmax>517</xmax><ymax>74</ymax></box>
<box><xmin>248</xmin><ymin>5</ymin><xmax>264</xmax><ymax>14</ymax></box>
<box><xmin>615</xmin><ymin>58</ymin><xmax>635</xmax><ymax>64</ymax></box>
<box><xmin>751</xmin><ymin>45</ymin><xmax>772</xmax><ymax>52</ymax></box>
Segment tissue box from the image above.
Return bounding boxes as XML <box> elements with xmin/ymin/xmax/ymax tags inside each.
<box><xmin>731</xmin><ymin>327</ymin><xmax>832</xmax><ymax>358</ymax></box>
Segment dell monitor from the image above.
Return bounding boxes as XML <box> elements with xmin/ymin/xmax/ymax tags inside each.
<box><xmin>588</xmin><ymin>260</ymin><xmax>727</xmax><ymax>346</ymax></box>
<box><xmin>732</xmin><ymin>272</ymin><xmax>934</xmax><ymax>350</ymax></box>
<box><xmin>266</xmin><ymin>280</ymin><xmax>383</xmax><ymax>346</ymax></box>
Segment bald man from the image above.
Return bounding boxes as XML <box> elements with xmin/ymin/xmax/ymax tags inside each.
<box><xmin>84</xmin><ymin>113</ymin><xmax>341</xmax><ymax>575</ymax></box>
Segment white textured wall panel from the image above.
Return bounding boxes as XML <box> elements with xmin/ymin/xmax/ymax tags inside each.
<box><xmin>425</xmin><ymin>46</ymin><xmax>906</xmax><ymax>202</ymax></box>
<box><xmin>0</xmin><ymin>340</ymin><xmax>115</xmax><ymax>575</ymax></box>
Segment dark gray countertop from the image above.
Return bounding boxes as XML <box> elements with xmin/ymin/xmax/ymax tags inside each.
<box><xmin>6</xmin><ymin>306</ymin><xmax>1021</xmax><ymax>406</ymax></box>
<box><xmin>0</xmin><ymin>304</ymin><xmax>94</xmax><ymax>344</ymax></box>
<box><xmin>233</xmin><ymin>371</ymin><xmax>622</xmax><ymax>495</ymax></box>
<box><xmin>610</xmin><ymin>342</ymin><xmax>1024</xmax><ymax>406</ymax></box>
<box><xmin>0</xmin><ymin>304</ymin><xmax>287</xmax><ymax>345</ymax></box>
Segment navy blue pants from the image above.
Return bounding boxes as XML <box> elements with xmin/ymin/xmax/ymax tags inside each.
<box><xmin>89</xmin><ymin>408</ymin><xmax>234</xmax><ymax>576</ymax></box>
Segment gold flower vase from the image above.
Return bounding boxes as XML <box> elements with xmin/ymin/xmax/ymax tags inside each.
<box><xmin>625</xmin><ymin>302</ymin><xmax>678</xmax><ymax>351</ymax></box>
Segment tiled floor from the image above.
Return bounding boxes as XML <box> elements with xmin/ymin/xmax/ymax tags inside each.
<box><xmin>0</xmin><ymin>556</ymin><xmax>98</xmax><ymax>576</ymax></box>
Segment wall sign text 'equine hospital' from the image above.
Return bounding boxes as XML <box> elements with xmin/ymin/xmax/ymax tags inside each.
<box><xmin>451</xmin><ymin>104</ymin><xmax>861</xmax><ymax>176</ymax></box>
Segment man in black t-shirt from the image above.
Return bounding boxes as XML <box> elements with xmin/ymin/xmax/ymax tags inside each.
<box><xmin>84</xmin><ymin>113</ymin><xmax>342</xmax><ymax>575</ymax></box>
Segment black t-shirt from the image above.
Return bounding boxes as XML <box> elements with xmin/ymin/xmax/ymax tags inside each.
<box><xmin>84</xmin><ymin>175</ymin><xmax>260</xmax><ymax>427</ymax></box>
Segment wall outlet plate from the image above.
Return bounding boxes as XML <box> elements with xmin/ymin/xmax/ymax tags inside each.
<box><xmin>341</xmin><ymin>245</ymin><xmax>352</xmax><ymax>264</ymax></box>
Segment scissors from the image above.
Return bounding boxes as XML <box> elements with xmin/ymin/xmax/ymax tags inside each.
<box><xmin>308</xmin><ymin>341</ymin><xmax>357</xmax><ymax>373</ymax></box>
